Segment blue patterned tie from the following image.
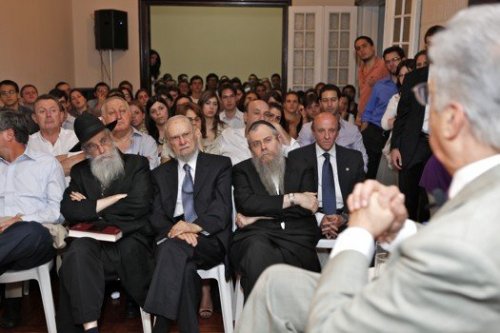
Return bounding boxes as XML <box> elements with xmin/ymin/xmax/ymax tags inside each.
<box><xmin>322</xmin><ymin>152</ymin><xmax>337</xmax><ymax>214</ymax></box>
<box><xmin>182</xmin><ymin>164</ymin><xmax>197</xmax><ymax>222</ymax></box>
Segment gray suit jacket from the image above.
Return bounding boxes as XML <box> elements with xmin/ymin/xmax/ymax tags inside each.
<box><xmin>307</xmin><ymin>164</ymin><xmax>500</xmax><ymax>332</ymax></box>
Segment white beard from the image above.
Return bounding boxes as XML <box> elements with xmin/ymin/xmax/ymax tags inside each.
<box><xmin>90</xmin><ymin>146</ymin><xmax>125</xmax><ymax>190</ymax></box>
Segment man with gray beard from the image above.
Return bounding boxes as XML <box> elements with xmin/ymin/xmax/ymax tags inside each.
<box><xmin>230</xmin><ymin>120</ymin><xmax>322</xmax><ymax>300</ymax></box>
<box><xmin>57</xmin><ymin>113</ymin><xmax>155</xmax><ymax>333</ymax></box>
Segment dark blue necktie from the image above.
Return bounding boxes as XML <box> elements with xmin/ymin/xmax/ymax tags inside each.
<box><xmin>322</xmin><ymin>152</ymin><xmax>337</xmax><ymax>214</ymax></box>
<box><xmin>182</xmin><ymin>164</ymin><xmax>197</xmax><ymax>222</ymax></box>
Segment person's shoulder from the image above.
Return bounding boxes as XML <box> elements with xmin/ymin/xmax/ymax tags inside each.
<box><xmin>199</xmin><ymin>151</ymin><xmax>231</xmax><ymax>165</ymax></box>
<box><xmin>336</xmin><ymin>144</ymin><xmax>363</xmax><ymax>161</ymax></box>
<box><xmin>340</xmin><ymin>118</ymin><xmax>360</xmax><ymax>132</ymax></box>
<box><xmin>289</xmin><ymin>143</ymin><xmax>315</xmax><ymax>158</ymax></box>
<box><xmin>123</xmin><ymin>153</ymin><xmax>150</xmax><ymax>169</ymax></box>
<box><xmin>233</xmin><ymin>158</ymin><xmax>253</xmax><ymax>171</ymax></box>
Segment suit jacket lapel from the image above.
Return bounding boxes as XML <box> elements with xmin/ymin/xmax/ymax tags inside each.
<box><xmin>335</xmin><ymin>146</ymin><xmax>349</xmax><ymax>206</ymax></box>
<box><xmin>433</xmin><ymin>164</ymin><xmax>500</xmax><ymax>220</ymax></box>
<box><xmin>164</xmin><ymin>159</ymin><xmax>179</xmax><ymax>216</ymax></box>
<box><xmin>194</xmin><ymin>153</ymin><xmax>208</xmax><ymax>198</ymax></box>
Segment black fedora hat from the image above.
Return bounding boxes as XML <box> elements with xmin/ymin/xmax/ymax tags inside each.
<box><xmin>70</xmin><ymin>112</ymin><xmax>117</xmax><ymax>152</ymax></box>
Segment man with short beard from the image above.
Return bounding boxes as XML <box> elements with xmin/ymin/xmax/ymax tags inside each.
<box><xmin>230</xmin><ymin>120</ymin><xmax>321</xmax><ymax>300</ymax></box>
<box><xmin>56</xmin><ymin>113</ymin><xmax>155</xmax><ymax>333</ymax></box>
<box><xmin>144</xmin><ymin>115</ymin><xmax>232</xmax><ymax>333</ymax></box>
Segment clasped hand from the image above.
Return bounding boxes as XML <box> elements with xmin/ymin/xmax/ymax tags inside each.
<box><xmin>347</xmin><ymin>180</ymin><xmax>408</xmax><ymax>242</ymax></box>
<box><xmin>168</xmin><ymin>221</ymin><xmax>202</xmax><ymax>247</ymax></box>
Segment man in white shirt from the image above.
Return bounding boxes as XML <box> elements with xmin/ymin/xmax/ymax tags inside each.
<box><xmin>218</xmin><ymin>85</ymin><xmax>245</xmax><ymax>129</ymax></box>
<box><xmin>28</xmin><ymin>94</ymin><xmax>84</xmax><ymax>177</ymax></box>
<box><xmin>235</xmin><ymin>5</ymin><xmax>500</xmax><ymax>333</ymax></box>
<box><xmin>217</xmin><ymin>99</ymin><xmax>299</xmax><ymax>165</ymax></box>
<box><xmin>0</xmin><ymin>111</ymin><xmax>65</xmax><ymax>328</ymax></box>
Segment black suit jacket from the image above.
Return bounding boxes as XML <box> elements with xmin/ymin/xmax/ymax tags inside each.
<box><xmin>288</xmin><ymin>143</ymin><xmax>365</xmax><ymax>211</ymax></box>
<box><xmin>149</xmin><ymin>152</ymin><xmax>233</xmax><ymax>253</ymax></box>
<box><xmin>61</xmin><ymin>153</ymin><xmax>154</xmax><ymax>237</ymax></box>
<box><xmin>232</xmin><ymin>157</ymin><xmax>321</xmax><ymax>245</ymax></box>
<box><xmin>391</xmin><ymin>66</ymin><xmax>431</xmax><ymax>168</ymax></box>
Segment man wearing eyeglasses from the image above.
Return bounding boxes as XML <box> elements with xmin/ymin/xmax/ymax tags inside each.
<box><xmin>361</xmin><ymin>46</ymin><xmax>405</xmax><ymax>179</ymax></box>
<box><xmin>0</xmin><ymin>80</ymin><xmax>38</xmax><ymax>134</ymax></box>
<box><xmin>56</xmin><ymin>113</ymin><xmax>155</xmax><ymax>333</ymax></box>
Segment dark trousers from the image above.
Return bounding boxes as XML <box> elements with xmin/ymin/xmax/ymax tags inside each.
<box><xmin>399</xmin><ymin>135</ymin><xmax>431</xmax><ymax>222</ymax></box>
<box><xmin>144</xmin><ymin>236</ymin><xmax>224</xmax><ymax>333</ymax></box>
<box><xmin>362</xmin><ymin>123</ymin><xmax>389</xmax><ymax>179</ymax></box>
<box><xmin>56</xmin><ymin>235</ymin><xmax>154</xmax><ymax>333</ymax></box>
<box><xmin>0</xmin><ymin>222</ymin><xmax>55</xmax><ymax>275</ymax></box>
<box><xmin>230</xmin><ymin>234</ymin><xmax>319</xmax><ymax>300</ymax></box>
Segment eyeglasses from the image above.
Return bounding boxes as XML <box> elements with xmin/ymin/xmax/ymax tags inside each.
<box><xmin>83</xmin><ymin>135</ymin><xmax>112</xmax><ymax>154</ymax></box>
<box><xmin>385</xmin><ymin>56</ymin><xmax>401</xmax><ymax>64</ymax></box>
<box><xmin>0</xmin><ymin>90</ymin><xmax>16</xmax><ymax>97</ymax></box>
<box><xmin>412</xmin><ymin>82</ymin><xmax>429</xmax><ymax>106</ymax></box>
<box><xmin>264</xmin><ymin>112</ymin><xmax>281</xmax><ymax>122</ymax></box>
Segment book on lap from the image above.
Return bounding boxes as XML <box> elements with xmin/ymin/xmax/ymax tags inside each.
<box><xmin>68</xmin><ymin>222</ymin><xmax>122</xmax><ymax>242</ymax></box>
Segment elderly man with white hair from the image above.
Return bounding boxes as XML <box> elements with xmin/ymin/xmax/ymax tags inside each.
<box><xmin>236</xmin><ymin>5</ymin><xmax>500</xmax><ymax>333</ymax></box>
<box><xmin>101</xmin><ymin>96</ymin><xmax>159</xmax><ymax>169</ymax></box>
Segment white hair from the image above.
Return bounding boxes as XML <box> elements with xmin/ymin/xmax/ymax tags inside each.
<box><xmin>429</xmin><ymin>4</ymin><xmax>500</xmax><ymax>150</ymax></box>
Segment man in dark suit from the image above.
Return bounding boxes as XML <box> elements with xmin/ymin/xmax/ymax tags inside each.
<box><xmin>143</xmin><ymin>115</ymin><xmax>232</xmax><ymax>333</ymax></box>
<box><xmin>57</xmin><ymin>112</ymin><xmax>155</xmax><ymax>333</ymax></box>
<box><xmin>390</xmin><ymin>66</ymin><xmax>431</xmax><ymax>221</ymax></box>
<box><xmin>289</xmin><ymin>112</ymin><xmax>365</xmax><ymax>239</ymax></box>
<box><xmin>230</xmin><ymin>120</ymin><xmax>321</xmax><ymax>300</ymax></box>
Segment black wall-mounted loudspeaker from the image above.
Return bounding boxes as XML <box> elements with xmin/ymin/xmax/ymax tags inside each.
<box><xmin>94</xmin><ymin>9</ymin><xmax>128</xmax><ymax>50</ymax></box>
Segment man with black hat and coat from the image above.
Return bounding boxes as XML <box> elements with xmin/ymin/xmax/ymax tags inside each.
<box><xmin>56</xmin><ymin>111</ymin><xmax>155</xmax><ymax>333</ymax></box>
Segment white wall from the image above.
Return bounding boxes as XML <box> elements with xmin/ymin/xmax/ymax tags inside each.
<box><xmin>71</xmin><ymin>0</ymin><xmax>140</xmax><ymax>90</ymax></box>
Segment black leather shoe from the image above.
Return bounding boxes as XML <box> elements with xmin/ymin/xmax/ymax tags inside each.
<box><xmin>0</xmin><ymin>297</ymin><xmax>21</xmax><ymax>329</ymax></box>
<box><xmin>126</xmin><ymin>299</ymin><xmax>140</xmax><ymax>319</ymax></box>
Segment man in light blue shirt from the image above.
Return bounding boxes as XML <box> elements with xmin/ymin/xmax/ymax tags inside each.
<box><xmin>0</xmin><ymin>111</ymin><xmax>65</xmax><ymax>328</ymax></box>
<box><xmin>361</xmin><ymin>46</ymin><xmax>404</xmax><ymax>178</ymax></box>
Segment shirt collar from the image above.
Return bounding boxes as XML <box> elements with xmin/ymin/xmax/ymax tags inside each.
<box><xmin>0</xmin><ymin>146</ymin><xmax>36</xmax><ymax>164</ymax></box>
<box><xmin>131</xmin><ymin>127</ymin><xmax>143</xmax><ymax>137</ymax></box>
<box><xmin>315</xmin><ymin>143</ymin><xmax>337</xmax><ymax>160</ymax></box>
<box><xmin>221</xmin><ymin>109</ymin><xmax>243</xmax><ymax>120</ymax></box>
<box><xmin>448</xmin><ymin>154</ymin><xmax>500</xmax><ymax>199</ymax></box>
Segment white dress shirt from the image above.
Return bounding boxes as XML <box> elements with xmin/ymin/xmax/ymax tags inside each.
<box><xmin>173</xmin><ymin>151</ymin><xmax>199</xmax><ymax>217</ymax></box>
<box><xmin>27</xmin><ymin>128</ymin><xmax>79</xmax><ymax>156</ymax></box>
<box><xmin>330</xmin><ymin>154</ymin><xmax>500</xmax><ymax>260</ymax></box>
<box><xmin>315</xmin><ymin>144</ymin><xmax>344</xmax><ymax>225</ymax></box>
<box><xmin>219</xmin><ymin>109</ymin><xmax>245</xmax><ymax>129</ymax></box>
<box><xmin>0</xmin><ymin>147</ymin><xmax>65</xmax><ymax>224</ymax></box>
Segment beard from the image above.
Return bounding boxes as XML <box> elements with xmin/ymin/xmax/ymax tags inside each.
<box><xmin>90</xmin><ymin>146</ymin><xmax>125</xmax><ymax>190</ymax></box>
<box><xmin>252</xmin><ymin>152</ymin><xmax>286</xmax><ymax>195</ymax></box>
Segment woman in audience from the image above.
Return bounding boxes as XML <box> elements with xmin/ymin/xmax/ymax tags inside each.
<box><xmin>69</xmin><ymin>88</ymin><xmax>90</xmax><ymax>117</ymax></box>
<box><xmin>171</xmin><ymin>94</ymin><xmax>192</xmax><ymax>115</ymax></box>
<box><xmin>198</xmin><ymin>90</ymin><xmax>226</xmax><ymax>153</ymax></box>
<box><xmin>377</xmin><ymin>58</ymin><xmax>416</xmax><ymax>185</ymax></box>
<box><xmin>145</xmin><ymin>96</ymin><xmax>171</xmax><ymax>154</ymax></box>
<box><xmin>120</xmin><ymin>87</ymin><xmax>133</xmax><ymax>102</ymax></box>
<box><xmin>342</xmin><ymin>84</ymin><xmax>358</xmax><ymax>120</ymax></box>
<box><xmin>130</xmin><ymin>100</ymin><xmax>147</xmax><ymax>133</ymax></box>
<box><xmin>150</xmin><ymin>49</ymin><xmax>161</xmax><ymax>83</ymax></box>
<box><xmin>135</xmin><ymin>88</ymin><xmax>150</xmax><ymax>109</ymax></box>
<box><xmin>267</xmin><ymin>102</ymin><xmax>288</xmax><ymax>130</ymax></box>
<box><xmin>235</xmin><ymin>86</ymin><xmax>244</xmax><ymax>106</ymax></box>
